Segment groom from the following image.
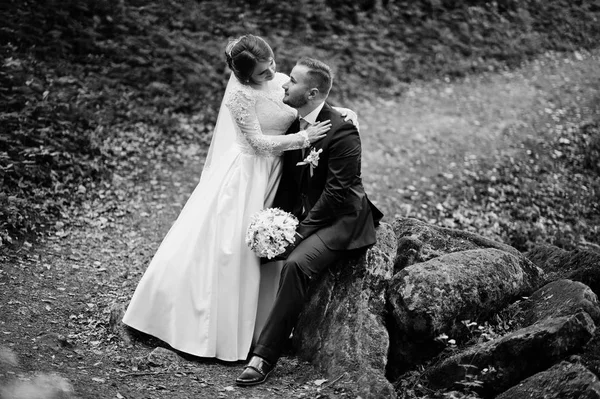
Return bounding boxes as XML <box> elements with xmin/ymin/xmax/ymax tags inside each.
<box><xmin>236</xmin><ymin>58</ymin><xmax>383</xmax><ymax>386</ymax></box>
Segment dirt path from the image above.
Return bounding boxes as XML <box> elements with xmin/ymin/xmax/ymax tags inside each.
<box><xmin>358</xmin><ymin>49</ymin><xmax>600</xmax><ymax>220</ymax></box>
<box><xmin>1</xmin><ymin>49</ymin><xmax>599</xmax><ymax>399</ymax></box>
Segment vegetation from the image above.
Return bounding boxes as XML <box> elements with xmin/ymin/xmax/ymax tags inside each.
<box><xmin>424</xmin><ymin>103</ymin><xmax>600</xmax><ymax>251</ymax></box>
<box><xmin>2</xmin><ymin>0</ymin><xmax>600</xmax><ymax>250</ymax></box>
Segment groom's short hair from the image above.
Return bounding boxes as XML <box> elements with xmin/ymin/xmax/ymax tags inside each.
<box><xmin>297</xmin><ymin>58</ymin><xmax>333</xmax><ymax>96</ymax></box>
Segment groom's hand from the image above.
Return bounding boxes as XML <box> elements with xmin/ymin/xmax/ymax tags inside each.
<box><xmin>272</xmin><ymin>232</ymin><xmax>304</xmax><ymax>261</ymax></box>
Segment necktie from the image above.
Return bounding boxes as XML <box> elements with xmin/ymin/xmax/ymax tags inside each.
<box><xmin>299</xmin><ymin>118</ymin><xmax>310</xmax><ymax>157</ymax></box>
<box><xmin>299</xmin><ymin>117</ymin><xmax>310</xmax><ymax>131</ymax></box>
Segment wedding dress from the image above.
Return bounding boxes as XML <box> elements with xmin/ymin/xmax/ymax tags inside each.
<box><xmin>122</xmin><ymin>72</ymin><xmax>304</xmax><ymax>361</ymax></box>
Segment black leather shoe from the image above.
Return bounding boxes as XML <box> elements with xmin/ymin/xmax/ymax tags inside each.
<box><xmin>235</xmin><ymin>356</ymin><xmax>274</xmax><ymax>386</ymax></box>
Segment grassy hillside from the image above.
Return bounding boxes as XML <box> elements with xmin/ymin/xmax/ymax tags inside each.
<box><xmin>1</xmin><ymin>0</ymin><xmax>599</xmax><ymax>248</ymax></box>
<box><xmin>358</xmin><ymin>54</ymin><xmax>600</xmax><ymax>252</ymax></box>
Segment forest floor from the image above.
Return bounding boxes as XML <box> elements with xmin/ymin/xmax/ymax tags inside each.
<box><xmin>1</xmin><ymin>49</ymin><xmax>599</xmax><ymax>399</ymax></box>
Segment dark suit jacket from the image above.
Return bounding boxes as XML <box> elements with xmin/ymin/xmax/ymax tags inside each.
<box><xmin>273</xmin><ymin>103</ymin><xmax>383</xmax><ymax>250</ymax></box>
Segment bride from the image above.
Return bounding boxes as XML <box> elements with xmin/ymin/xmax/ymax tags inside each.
<box><xmin>123</xmin><ymin>34</ymin><xmax>356</xmax><ymax>361</ymax></box>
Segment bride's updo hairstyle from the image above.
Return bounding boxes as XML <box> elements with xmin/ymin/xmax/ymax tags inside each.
<box><xmin>225</xmin><ymin>35</ymin><xmax>274</xmax><ymax>85</ymax></box>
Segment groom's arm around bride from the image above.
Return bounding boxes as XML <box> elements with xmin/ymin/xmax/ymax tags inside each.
<box><xmin>236</xmin><ymin>57</ymin><xmax>383</xmax><ymax>387</ymax></box>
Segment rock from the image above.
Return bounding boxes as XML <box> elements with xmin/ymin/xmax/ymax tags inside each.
<box><xmin>0</xmin><ymin>373</ymin><xmax>76</xmax><ymax>399</ymax></box>
<box><xmin>293</xmin><ymin>222</ymin><xmax>397</xmax><ymax>399</ymax></box>
<box><xmin>582</xmin><ymin>329</ymin><xmax>600</xmax><ymax>378</ymax></box>
<box><xmin>496</xmin><ymin>361</ymin><xmax>600</xmax><ymax>399</ymax></box>
<box><xmin>425</xmin><ymin>311</ymin><xmax>596</xmax><ymax>397</ymax></box>
<box><xmin>390</xmin><ymin>248</ymin><xmax>543</xmax><ymax>338</ymax></box>
<box><xmin>525</xmin><ymin>244</ymin><xmax>569</xmax><ymax>275</ymax></box>
<box><xmin>526</xmin><ymin>245</ymin><xmax>600</xmax><ymax>294</ymax></box>
<box><xmin>35</xmin><ymin>333</ymin><xmax>74</xmax><ymax>352</ymax></box>
<box><xmin>0</xmin><ymin>346</ymin><xmax>19</xmax><ymax>370</ymax></box>
<box><xmin>108</xmin><ymin>302</ymin><xmax>134</xmax><ymax>345</ymax></box>
<box><xmin>147</xmin><ymin>347</ymin><xmax>184</xmax><ymax>367</ymax></box>
<box><xmin>393</xmin><ymin>217</ymin><xmax>521</xmax><ymax>271</ymax></box>
<box><xmin>519</xmin><ymin>279</ymin><xmax>600</xmax><ymax>326</ymax></box>
<box><xmin>108</xmin><ymin>302</ymin><xmax>126</xmax><ymax>332</ymax></box>
<box><xmin>567</xmin><ymin>261</ymin><xmax>600</xmax><ymax>299</ymax></box>
<box><xmin>525</xmin><ymin>249</ymin><xmax>600</xmax><ymax>380</ymax></box>
<box><xmin>386</xmin><ymin>248</ymin><xmax>544</xmax><ymax>374</ymax></box>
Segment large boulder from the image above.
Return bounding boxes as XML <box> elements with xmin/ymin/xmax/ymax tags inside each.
<box><xmin>526</xmin><ymin>245</ymin><xmax>600</xmax><ymax>293</ymax></box>
<box><xmin>496</xmin><ymin>361</ymin><xmax>600</xmax><ymax>399</ymax></box>
<box><xmin>513</xmin><ymin>278</ymin><xmax>600</xmax><ymax>383</ymax></box>
<box><xmin>393</xmin><ymin>217</ymin><xmax>521</xmax><ymax>271</ymax></box>
<box><xmin>518</xmin><ymin>279</ymin><xmax>600</xmax><ymax>326</ymax></box>
<box><xmin>525</xmin><ymin>248</ymin><xmax>600</xmax><ymax>378</ymax></box>
<box><xmin>293</xmin><ymin>222</ymin><xmax>398</xmax><ymax>399</ymax></box>
<box><xmin>387</xmin><ymin>248</ymin><xmax>544</xmax><ymax>374</ymax></box>
<box><xmin>582</xmin><ymin>330</ymin><xmax>600</xmax><ymax>379</ymax></box>
<box><xmin>425</xmin><ymin>311</ymin><xmax>596</xmax><ymax>397</ymax></box>
<box><xmin>526</xmin><ymin>244</ymin><xmax>569</xmax><ymax>273</ymax></box>
<box><xmin>566</xmin><ymin>258</ymin><xmax>600</xmax><ymax>295</ymax></box>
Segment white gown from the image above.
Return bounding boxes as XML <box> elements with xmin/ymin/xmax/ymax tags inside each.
<box><xmin>122</xmin><ymin>72</ymin><xmax>304</xmax><ymax>361</ymax></box>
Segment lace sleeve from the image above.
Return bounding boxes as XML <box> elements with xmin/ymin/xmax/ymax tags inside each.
<box><xmin>225</xmin><ymin>88</ymin><xmax>309</xmax><ymax>155</ymax></box>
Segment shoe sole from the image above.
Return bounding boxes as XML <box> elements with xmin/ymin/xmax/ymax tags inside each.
<box><xmin>235</xmin><ymin>370</ymin><xmax>272</xmax><ymax>387</ymax></box>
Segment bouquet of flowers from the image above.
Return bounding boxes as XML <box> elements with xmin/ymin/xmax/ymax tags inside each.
<box><xmin>245</xmin><ymin>208</ymin><xmax>299</xmax><ymax>259</ymax></box>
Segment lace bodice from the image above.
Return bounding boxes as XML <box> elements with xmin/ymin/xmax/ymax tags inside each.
<box><xmin>225</xmin><ymin>73</ymin><xmax>305</xmax><ymax>156</ymax></box>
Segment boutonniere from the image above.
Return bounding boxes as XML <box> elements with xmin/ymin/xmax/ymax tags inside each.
<box><xmin>296</xmin><ymin>148</ymin><xmax>323</xmax><ymax>177</ymax></box>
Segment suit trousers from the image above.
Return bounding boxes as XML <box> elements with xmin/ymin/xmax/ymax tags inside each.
<box><xmin>252</xmin><ymin>233</ymin><xmax>345</xmax><ymax>364</ymax></box>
